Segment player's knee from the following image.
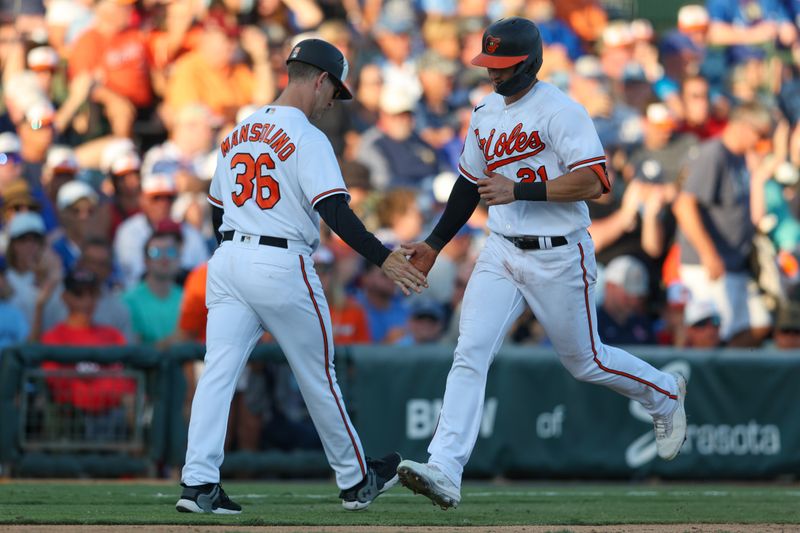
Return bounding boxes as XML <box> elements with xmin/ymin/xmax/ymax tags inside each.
<box><xmin>451</xmin><ymin>348</ymin><xmax>490</xmax><ymax>376</ymax></box>
<box><xmin>559</xmin><ymin>353</ymin><xmax>595</xmax><ymax>382</ymax></box>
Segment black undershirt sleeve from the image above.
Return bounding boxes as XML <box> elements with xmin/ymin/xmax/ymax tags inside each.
<box><xmin>315</xmin><ymin>194</ymin><xmax>391</xmax><ymax>267</ymax></box>
<box><xmin>212</xmin><ymin>205</ymin><xmax>224</xmax><ymax>245</ymax></box>
<box><xmin>425</xmin><ymin>175</ymin><xmax>481</xmax><ymax>251</ymax></box>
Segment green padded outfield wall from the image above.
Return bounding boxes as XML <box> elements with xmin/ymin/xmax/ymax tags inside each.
<box><xmin>349</xmin><ymin>346</ymin><xmax>800</xmax><ymax>479</ymax></box>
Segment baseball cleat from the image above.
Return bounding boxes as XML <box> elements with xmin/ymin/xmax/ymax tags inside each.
<box><xmin>397</xmin><ymin>460</ymin><xmax>461</xmax><ymax>510</ymax></box>
<box><xmin>340</xmin><ymin>452</ymin><xmax>402</xmax><ymax>511</ymax></box>
<box><xmin>175</xmin><ymin>483</ymin><xmax>241</xmax><ymax>514</ymax></box>
<box><xmin>653</xmin><ymin>372</ymin><xmax>688</xmax><ymax>460</ymax></box>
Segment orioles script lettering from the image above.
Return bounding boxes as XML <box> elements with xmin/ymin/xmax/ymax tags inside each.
<box><xmin>475</xmin><ymin>123</ymin><xmax>545</xmax><ymax>170</ymax></box>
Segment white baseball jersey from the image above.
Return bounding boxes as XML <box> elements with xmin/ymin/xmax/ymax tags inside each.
<box><xmin>424</xmin><ymin>81</ymin><xmax>683</xmax><ymax>491</ymax></box>
<box><xmin>185</xmin><ymin>105</ymin><xmax>369</xmax><ymax>492</ymax></box>
<box><xmin>459</xmin><ymin>81</ymin><xmax>605</xmax><ymax>237</ymax></box>
<box><xmin>207</xmin><ymin>106</ymin><xmax>349</xmax><ymax>250</ymax></box>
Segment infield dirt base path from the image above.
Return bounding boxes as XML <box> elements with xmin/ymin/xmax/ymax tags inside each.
<box><xmin>2</xmin><ymin>525</ymin><xmax>793</xmax><ymax>533</ymax></box>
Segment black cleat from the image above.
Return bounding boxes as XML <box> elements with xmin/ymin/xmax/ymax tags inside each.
<box><xmin>175</xmin><ymin>483</ymin><xmax>242</xmax><ymax>514</ymax></box>
<box><xmin>339</xmin><ymin>452</ymin><xmax>402</xmax><ymax>510</ymax></box>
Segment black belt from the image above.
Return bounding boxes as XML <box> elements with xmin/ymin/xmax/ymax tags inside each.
<box><xmin>222</xmin><ymin>231</ymin><xmax>288</xmax><ymax>249</ymax></box>
<box><xmin>504</xmin><ymin>235</ymin><xmax>568</xmax><ymax>250</ymax></box>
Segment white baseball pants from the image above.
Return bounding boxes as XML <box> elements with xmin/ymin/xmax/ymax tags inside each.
<box><xmin>428</xmin><ymin>232</ymin><xmax>680</xmax><ymax>489</ymax></box>
<box><xmin>182</xmin><ymin>239</ymin><xmax>366</xmax><ymax>489</ymax></box>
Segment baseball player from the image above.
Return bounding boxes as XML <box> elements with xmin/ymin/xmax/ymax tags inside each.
<box><xmin>396</xmin><ymin>17</ymin><xmax>688</xmax><ymax>509</ymax></box>
<box><xmin>176</xmin><ymin>39</ymin><xmax>427</xmax><ymax>514</ymax></box>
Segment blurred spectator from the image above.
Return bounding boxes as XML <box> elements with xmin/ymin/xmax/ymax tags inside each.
<box><xmin>727</xmin><ymin>46</ymin><xmax>773</xmax><ymax>108</ymax></box>
<box><xmin>41</xmin><ymin>268</ymin><xmax>134</xmax><ymax>442</ymax></box>
<box><xmin>569</xmin><ymin>56</ymin><xmax>642</xmax><ymax>151</ymax></box>
<box><xmin>0</xmin><ymin>132</ymin><xmax>22</xmax><ymax>187</ymax></box>
<box><xmin>177</xmin><ymin>261</ymin><xmax>207</xmax><ymax>343</ymax></box>
<box><xmin>52</xmin><ymin>180</ymin><xmax>101</xmax><ymax>272</ymax></box>
<box><xmin>765</xmin><ymin>175</ymin><xmax>800</xmax><ymax>252</ymax></box>
<box><xmin>356</xmin><ymin>84</ymin><xmax>444</xmax><ymax>189</ymax></box>
<box><xmin>442</xmin><ymin>259</ymin><xmax>475</xmax><ymax>344</ymax></box>
<box><xmin>677</xmin><ymin>75</ymin><xmax>727</xmax><ymax>139</ymax></box>
<box><xmin>164</xmin><ymin>13</ymin><xmax>274</xmax><ymax>123</ymax></box>
<box><xmin>421</xmin><ymin>17</ymin><xmax>460</xmax><ymax>62</ymax></box>
<box><xmin>39</xmin><ymin>146</ymin><xmax>80</xmax><ymax>231</ymax></box>
<box><xmin>554</xmin><ymin>0</ymin><xmax>608</xmax><ymax>44</ymax></box>
<box><xmin>314</xmin><ymin>246</ymin><xmax>370</xmax><ymax>345</ymax></box>
<box><xmin>656</xmin><ymin>281</ymin><xmax>691</xmax><ymax>346</ymax></box>
<box><xmin>12</xmin><ymin>96</ymin><xmax>57</xmax><ymax>182</ymax></box>
<box><xmin>375</xmin><ymin>188</ymin><xmax>423</xmax><ymax>246</ymax></box>
<box><xmin>354</xmin><ymin>261</ymin><xmax>410</xmax><ymax>344</ymax></box>
<box><xmin>683</xmin><ymin>298</ymin><xmax>722</xmax><ymax>348</ymax></box>
<box><xmin>706</xmin><ymin>0</ymin><xmax>797</xmax><ymax>49</ymax></box>
<box><xmin>5</xmin><ymin>212</ymin><xmax>63</xmax><ymax>340</ymax></box>
<box><xmin>772</xmin><ymin>299</ymin><xmax>800</xmax><ymax>349</ymax></box>
<box><xmin>620</xmin><ymin>63</ymin><xmax>655</xmax><ymax>115</ymax></box>
<box><xmin>146</xmin><ymin>0</ymin><xmax>203</xmax><ymax>78</ymax></box>
<box><xmin>67</xmin><ymin>0</ymin><xmax>151</xmax><ymax>137</ymax></box>
<box><xmin>100</xmin><ymin>140</ymin><xmax>142</xmax><ymax>240</ymax></box>
<box><xmin>0</xmin><ymin>263</ymin><xmax>29</xmax><ymax>352</ymax></box>
<box><xmin>44</xmin><ymin>0</ymin><xmax>94</xmax><ymax>58</ymax></box>
<box><xmin>142</xmin><ymin>103</ymin><xmax>214</xmax><ymax>186</ymax></box>
<box><xmin>596</xmin><ymin>255</ymin><xmax>657</xmax><ymax>345</ymax></box>
<box><xmin>598</xmin><ymin>22</ymin><xmax>635</xmax><ymax>83</ymax></box>
<box><xmin>588</xmin><ymin>178</ymin><xmax>656</xmax><ymax>270</ymax></box>
<box><xmin>527</xmin><ymin>0</ymin><xmax>583</xmax><ymax>61</ymax></box>
<box><xmin>395</xmin><ymin>298</ymin><xmax>446</xmax><ymax>345</ymax></box>
<box><xmin>415</xmin><ymin>51</ymin><xmax>460</xmax><ymax>152</ymax></box>
<box><xmin>55</xmin><ymin>237</ymin><xmax>133</xmax><ymax>342</ymax></box>
<box><xmin>372</xmin><ymin>0</ymin><xmax>421</xmax><ymax>104</ymax></box>
<box><xmin>113</xmin><ymin>172</ymin><xmax>208</xmax><ymax>288</ymax></box>
<box><xmin>625</xmin><ymin>103</ymin><xmax>692</xmax><ymax>250</ymax></box>
<box><xmin>425</xmin><ymin>224</ymin><xmax>474</xmax><ymax>307</ymax></box>
<box><xmin>655</xmin><ymin>31</ymin><xmax>706</xmax><ymax>113</ymax></box>
<box><xmin>673</xmin><ymin>102</ymin><xmax>774</xmax><ymax>346</ymax></box>
<box><xmin>122</xmin><ymin>229</ymin><xmax>183</xmax><ymax>345</ymax></box>
<box><xmin>1</xmin><ymin>178</ymin><xmax>39</xmax><ymax>228</ymax></box>
<box><xmin>349</xmin><ymin>63</ymin><xmax>383</xmax><ymax>135</ymax></box>
<box><xmin>27</xmin><ymin>46</ymin><xmax>59</xmax><ymax>95</ymax></box>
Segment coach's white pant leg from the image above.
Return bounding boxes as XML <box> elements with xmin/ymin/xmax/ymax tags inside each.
<box><xmin>521</xmin><ymin>238</ymin><xmax>679</xmax><ymax>418</ymax></box>
<box><xmin>255</xmin><ymin>255</ymin><xmax>366</xmax><ymax>490</ymax></box>
<box><xmin>182</xmin><ymin>254</ymin><xmax>263</xmax><ymax>485</ymax></box>
<box><xmin>428</xmin><ymin>242</ymin><xmax>526</xmax><ymax>489</ymax></box>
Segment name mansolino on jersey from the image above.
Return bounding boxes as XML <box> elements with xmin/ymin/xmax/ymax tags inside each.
<box><xmin>220</xmin><ymin>122</ymin><xmax>296</xmax><ymax>161</ymax></box>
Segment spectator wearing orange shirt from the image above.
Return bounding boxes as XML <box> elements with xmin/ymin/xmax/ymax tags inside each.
<box><xmin>313</xmin><ymin>246</ymin><xmax>370</xmax><ymax>345</ymax></box>
<box><xmin>177</xmin><ymin>261</ymin><xmax>207</xmax><ymax>343</ymax></box>
<box><xmin>41</xmin><ymin>268</ymin><xmax>135</xmax><ymax>442</ymax></box>
<box><xmin>164</xmin><ymin>12</ymin><xmax>274</xmax><ymax>123</ymax></box>
<box><xmin>68</xmin><ymin>0</ymin><xmax>153</xmax><ymax>137</ymax></box>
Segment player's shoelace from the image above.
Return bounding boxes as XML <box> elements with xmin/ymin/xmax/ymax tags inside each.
<box><xmin>653</xmin><ymin>416</ymin><xmax>672</xmax><ymax>439</ymax></box>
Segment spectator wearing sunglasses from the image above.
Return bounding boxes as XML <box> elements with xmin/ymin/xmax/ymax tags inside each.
<box><xmin>122</xmin><ymin>229</ymin><xmax>183</xmax><ymax>346</ymax></box>
<box><xmin>113</xmin><ymin>172</ymin><xmax>208</xmax><ymax>289</ymax></box>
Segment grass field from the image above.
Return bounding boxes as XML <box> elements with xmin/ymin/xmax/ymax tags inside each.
<box><xmin>1</xmin><ymin>480</ymin><xmax>799</xmax><ymax>529</ymax></box>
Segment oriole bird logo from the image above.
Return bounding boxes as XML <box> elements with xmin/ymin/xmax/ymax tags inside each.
<box><xmin>486</xmin><ymin>36</ymin><xmax>501</xmax><ymax>54</ymax></box>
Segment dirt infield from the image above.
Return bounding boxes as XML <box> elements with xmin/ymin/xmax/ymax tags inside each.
<box><xmin>2</xmin><ymin>525</ymin><xmax>792</xmax><ymax>533</ymax></box>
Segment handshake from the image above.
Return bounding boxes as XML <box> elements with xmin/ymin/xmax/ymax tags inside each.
<box><xmin>381</xmin><ymin>241</ymin><xmax>439</xmax><ymax>296</ymax></box>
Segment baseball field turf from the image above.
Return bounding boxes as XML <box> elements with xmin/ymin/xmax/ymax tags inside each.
<box><xmin>1</xmin><ymin>481</ymin><xmax>799</xmax><ymax>532</ymax></box>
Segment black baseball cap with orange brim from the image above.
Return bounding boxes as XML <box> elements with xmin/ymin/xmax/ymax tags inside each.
<box><xmin>471</xmin><ymin>29</ymin><xmax>530</xmax><ymax>69</ymax></box>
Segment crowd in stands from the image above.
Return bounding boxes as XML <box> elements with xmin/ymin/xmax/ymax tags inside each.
<box><xmin>1</xmin><ymin>0</ymin><xmax>800</xmax><ymax>452</ymax></box>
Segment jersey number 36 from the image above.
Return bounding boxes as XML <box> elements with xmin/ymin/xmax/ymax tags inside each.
<box><xmin>230</xmin><ymin>153</ymin><xmax>281</xmax><ymax>210</ymax></box>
